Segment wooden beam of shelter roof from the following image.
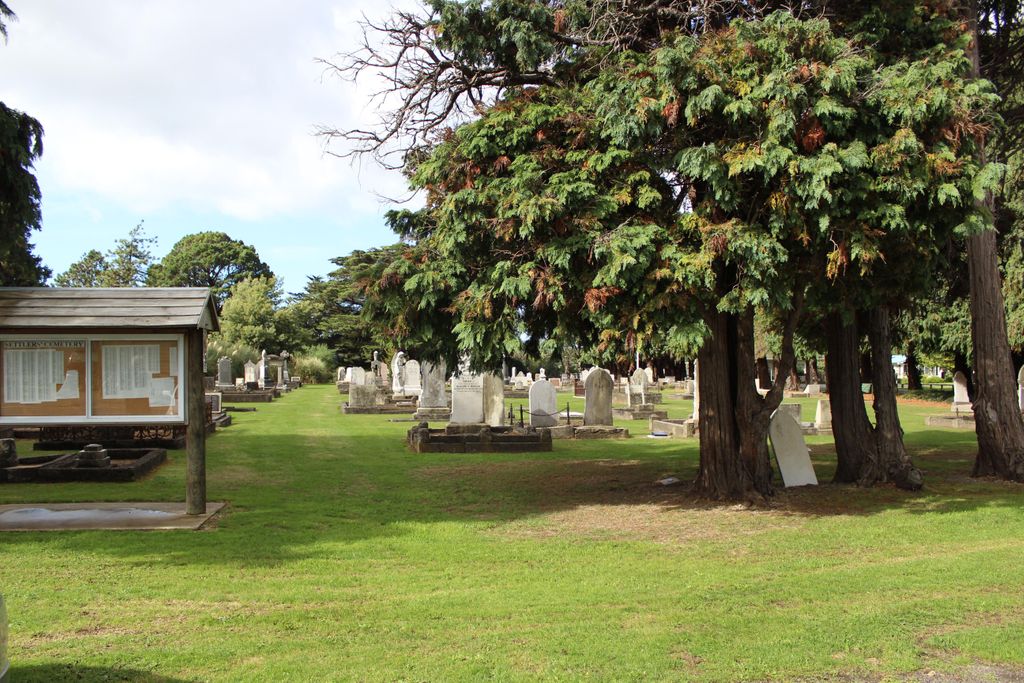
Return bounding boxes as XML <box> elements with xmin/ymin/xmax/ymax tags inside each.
<box><xmin>0</xmin><ymin>288</ymin><xmax>219</xmax><ymax>332</ymax></box>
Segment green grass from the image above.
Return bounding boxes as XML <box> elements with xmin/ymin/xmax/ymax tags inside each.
<box><xmin>1</xmin><ymin>385</ymin><xmax>1023</xmax><ymax>682</ymax></box>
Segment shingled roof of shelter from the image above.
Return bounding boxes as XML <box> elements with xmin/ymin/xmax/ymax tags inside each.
<box><xmin>0</xmin><ymin>288</ymin><xmax>219</xmax><ymax>331</ymax></box>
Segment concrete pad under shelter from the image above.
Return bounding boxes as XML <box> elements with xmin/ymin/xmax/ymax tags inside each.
<box><xmin>0</xmin><ymin>501</ymin><xmax>226</xmax><ymax>531</ymax></box>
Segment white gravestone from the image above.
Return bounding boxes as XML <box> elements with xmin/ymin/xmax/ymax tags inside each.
<box><xmin>951</xmin><ymin>371</ymin><xmax>972</xmax><ymax>412</ymax></box>
<box><xmin>814</xmin><ymin>399</ymin><xmax>832</xmax><ymax>430</ymax></box>
<box><xmin>1018</xmin><ymin>366</ymin><xmax>1024</xmax><ymax>413</ymax></box>
<box><xmin>644</xmin><ymin>366</ymin><xmax>654</xmax><ymax>384</ymax></box>
<box><xmin>243</xmin><ymin>361</ymin><xmax>258</xmax><ymax>384</ymax></box>
<box><xmin>627</xmin><ymin>369</ymin><xmax>648</xmax><ymax>407</ymax></box>
<box><xmin>583</xmin><ymin>369</ymin><xmax>614</xmax><ymax>426</ymax></box>
<box><xmin>803</xmin><ymin>383</ymin><xmax>822</xmax><ymax>396</ymax></box>
<box><xmin>692</xmin><ymin>360</ymin><xmax>700</xmax><ymax>421</ymax></box>
<box><xmin>482</xmin><ymin>372</ymin><xmax>505</xmax><ymax>427</ymax></box>
<box><xmin>529</xmin><ymin>379</ymin><xmax>558</xmax><ymax>427</ymax></box>
<box><xmin>404</xmin><ymin>360</ymin><xmax>422</xmax><ymax>396</ymax></box>
<box><xmin>349</xmin><ymin>367</ymin><xmax>367</xmax><ymax>386</ymax></box>
<box><xmin>450</xmin><ymin>372</ymin><xmax>485</xmax><ymax>424</ymax></box>
<box><xmin>341</xmin><ymin>367</ymin><xmax>351</xmax><ymax>382</ymax></box>
<box><xmin>768</xmin><ymin>410</ymin><xmax>818</xmax><ymax>487</ymax></box>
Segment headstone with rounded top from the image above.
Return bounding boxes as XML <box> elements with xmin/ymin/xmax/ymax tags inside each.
<box><xmin>349</xmin><ymin>367</ymin><xmax>367</xmax><ymax>386</ymax></box>
<box><xmin>216</xmin><ymin>357</ymin><xmax>233</xmax><ymax>388</ymax></box>
<box><xmin>627</xmin><ymin>368</ymin><xmax>648</xmax><ymax>407</ymax></box>
<box><xmin>529</xmin><ymin>379</ymin><xmax>558</xmax><ymax>427</ymax></box>
<box><xmin>405</xmin><ymin>360</ymin><xmax>422</xmax><ymax>396</ymax></box>
<box><xmin>583</xmin><ymin>369</ymin><xmax>614</xmax><ymax>426</ymax></box>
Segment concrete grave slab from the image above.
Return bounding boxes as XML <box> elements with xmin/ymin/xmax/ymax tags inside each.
<box><xmin>0</xmin><ymin>501</ymin><xmax>226</xmax><ymax>531</ymax></box>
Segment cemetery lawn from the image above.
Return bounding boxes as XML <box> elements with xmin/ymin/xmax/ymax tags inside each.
<box><xmin>2</xmin><ymin>386</ymin><xmax>1024</xmax><ymax>682</ymax></box>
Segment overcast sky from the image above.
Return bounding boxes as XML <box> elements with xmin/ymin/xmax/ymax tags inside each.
<box><xmin>1</xmin><ymin>0</ymin><xmax>418</xmax><ymax>293</ymax></box>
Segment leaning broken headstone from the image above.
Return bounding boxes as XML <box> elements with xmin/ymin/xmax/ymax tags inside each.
<box><xmin>768</xmin><ymin>410</ymin><xmax>818</xmax><ymax>487</ymax></box>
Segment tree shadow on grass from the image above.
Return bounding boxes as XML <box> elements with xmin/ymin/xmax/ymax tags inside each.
<box><xmin>0</xmin><ymin>421</ymin><xmax>1021</xmax><ymax>568</ymax></box>
<box><xmin>11</xmin><ymin>663</ymin><xmax>193</xmax><ymax>682</ymax></box>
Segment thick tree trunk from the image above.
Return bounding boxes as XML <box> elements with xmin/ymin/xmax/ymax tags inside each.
<box><xmin>825</xmin><ymin>313</ymin><xmax>876</xmax><ymax>483</ymax></box>
<box><xmin>755</xmin><ymin>357</ymin><xmax>772</xmax><ymax>390</ymax></box>
<box><xmin>787</xmin><ymin>366</ymin><xmax>801</xmax><ymax>391</ymax></box>
<box><xmin>906</xmin><ymin>341</ymin><xmax>923</xmax><ymax>391</ymax></box>
<box><xmin>807</xmin><ymin>357</ymin><xmax>821</xmax><ymax>385</ymax></box>
<box><xmin>866</xmin><ymin>308</ymin><xmax>923</xmax><ymax>490</ymax></box>
<box><xmin>695</xmin><ymin>310</ymin><xmax>752</xmax><ymax>499</ymax></box>
<box><xmin>964</xmin><ymin>0</ymin><xmax>1024</xmax><ymax>480</ymax></box>
<box><xmin>967</xmin><ymin>226</ymin><xmax>1024</xmax><ymax>479</ymax></box>
<box><xmin>860</xmin><ymin>350</ymin><xmax>873</xmax><ymax>386</ymax></box>
<box><xmin>736</xmin><ymin>311</ymin><xmax>777</xmax><ymax>496</ymax></box>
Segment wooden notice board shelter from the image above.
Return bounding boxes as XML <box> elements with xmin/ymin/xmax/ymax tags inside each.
<box><xmin>0</xmin><ymin>288</ymin><xmax>218</xmax><ymax>514</ymax></box>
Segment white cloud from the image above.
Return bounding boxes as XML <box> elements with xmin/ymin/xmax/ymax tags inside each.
<box><xmin>0</xmin><ymin>0</ymin><xmax>420</xmax><ymax>223</ymax></box>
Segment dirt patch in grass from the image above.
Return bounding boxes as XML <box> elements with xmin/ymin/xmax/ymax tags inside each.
<box><xmin>814</xmin><ymin>663</ymin><xmax>1024</xmax><ymax>682</ymax></box>
<box><xmin>418</xmin><ymin>459</ymin><xmax>810</xmax><ymax>542</ymax></box>
<box><xmin>417</xmin><ymin>450</ymin><xmax>1024</xmax><ymax>542</ymax></box>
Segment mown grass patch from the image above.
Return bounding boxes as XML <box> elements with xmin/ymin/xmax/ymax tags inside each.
<box><xmin>1</xmin><ymin>384</ymin><xmax>1022</xmax><ymax>681</ymax></box>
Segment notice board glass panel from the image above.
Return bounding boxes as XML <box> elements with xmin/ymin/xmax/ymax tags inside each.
<box><xmin>90</xmin><ymin>339</ymin><xmax>181</xmax><ymax>417</ymax></box>
<box><xmin>0</xmin><ymin>340</ymin><xmax>87</xmax><ymax>418</ymax></box>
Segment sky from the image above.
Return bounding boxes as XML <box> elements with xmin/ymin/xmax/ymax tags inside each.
<box><xmin>1</xmin><ymin>0</ymin><xmax>420</xmax><ymax>294</ymax></box>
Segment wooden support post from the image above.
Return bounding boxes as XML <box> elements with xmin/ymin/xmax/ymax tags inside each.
<box><xmin>185</xmin><ymin>328</ymin><xmax>207</xmax><ymax>515</ymax></box>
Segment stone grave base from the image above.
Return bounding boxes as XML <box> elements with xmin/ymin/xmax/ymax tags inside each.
<box><xmin>0</xmin><ymin>501</ymin><xmax>225</xmax><ymax>531</ymax></box>
<box><xmin>220</xmin><ymin>389</ymin><xmax>275</xmax><ymax>403</ymax></box>
<box><xmin>343</xmin><ymin>401</ymin><xmax>417</xmax><ymax>414</ymax></box>
<box><xmin>413</xmin><ymin>407</ymin><xmax>452</xmax><ymax>421</ymax></box>
<box><xmin>649</xmin><ymin>418</ymin><xmax>697</xmax><ymax>438</ymax></box>
<box><xmin>2</xmin><ymin>448</ymin><xmax>167</xmax><ymax>483</ymax></box>
<box><xmin>925</xmin><ymin>414</ymin><xmax>976</xmax><ymax>429</ymax></box>
<box><xmin>612</xmin><ymin>406</ymin><xmax>668</xmax><ymax>421</ymax></box>
<box><xmin>35</xmin><ymin>425</ymin><xmax>186</xmax><ymax>450</ymax></box>
<box><xmin>408</xmin><ymin>423</ymin><xmax>552</xmax><ymax>453</ymax></box>
<box><xmin>211</xmin><ymin>412</ymin><xmax>232</xmax><ymax>429</ymax></box>
<box><xmin>503</xmin><ymin>389</ymin><xmax>530</xmax><ymax>399</ymax></box>
<box><xmin>540</xmin><ymin>425</ymin><xmax>629</xmax><ymax>440</ymax></box>
<box><xmin>613</xmin><ymin>390</ymin><xmax>663</xmax><ymax>405</ymax></box>
<box><xmin>336</xmin><ymin>381</ymin><xmax>350</xmax><ymax>393</ymax></box>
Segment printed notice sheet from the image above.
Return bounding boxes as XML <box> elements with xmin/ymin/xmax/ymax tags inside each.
<box><xmin>101</xmin><ymin>344</ymin><xmax>162</xmax><ymax>400</ymax></box>
<box><xmin>3</xmin><ymin>342</ymin><xmax>80</xmax><ymax>404</ymax></box>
